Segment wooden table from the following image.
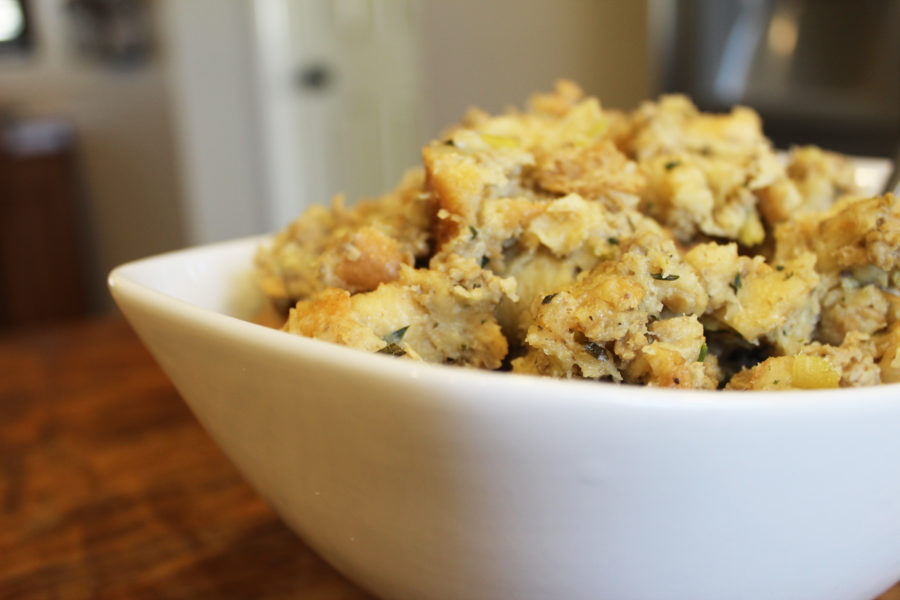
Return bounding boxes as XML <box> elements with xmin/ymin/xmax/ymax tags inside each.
<box><xmin>0</xmin><ymin>316</ymin><xmax>373</xmax><ymax>599</ymax></box>
<box><xmin>1</xmin><ymin>316</ymin><xmax>898</xmax><ymax>599</ymax></box>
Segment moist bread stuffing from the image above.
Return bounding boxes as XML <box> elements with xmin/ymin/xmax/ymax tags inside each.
<box><xmin>255</xmin><ymin>81</ymin><xmax>899</xmax><ymax>391</ymax></box>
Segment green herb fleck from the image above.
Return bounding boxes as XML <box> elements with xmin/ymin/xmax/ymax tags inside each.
<box><xmin>697</xmin><ymin>343</ymin><xmax>708</xmax><ymax>362</ymax></box>
<box><xmin>664</xmin><ymin>160</ymin><xmax>680</xmax><ymax>171</ymax></box>
<box><xmin>377</xmin><ymin>343</ymin><xmax>406</xmax><ymax>357</ymax></box>
<box><xmin>382</xmin><ymin>326</ymin><xmax>409</xmax><ymax>345</ymax></box>
<box><xmin>442</xmin><ymin>138</ymin><xmax>455</xmax><ymax>146</ymax></box>
<box><xmin>608</xmin><ymin>237</ymin><xmax>619</xmax><ymax>245</ymax></box>
<box><xmin>729</xmin><ymin>273</ymin><xmax>742</xmax><ymax>293</ymax></box>
<box><xmin>480</xmin><ymin>255</ymin><xmax>489</xmax><ymax>268</ymax></box>
<box><xmin>773</xmin><ymin>379</ymin><xmax>780</xmax><ymax>385</ymax></box>
<box><xmin>583</xmin><ymin>341</ymin><xmax>607</xmax><ymax>359</ymax></box>
<box><xmin>775</xmin><ymin>265</ymin><xmax>785</xmax><ymax>271</ymax></box>
<box><xmin>784</xmin><ymin>272</ymin><xmax>794</xmax><ymax>280</ymax></box>
<box><xmin>651</xmin><ymin>273</ymin><xmax>680</xmax><ymax>281</ymax></box>
<box><xmin>469</xmin><ymin>225</ymin><xmax>478</xmax><ymax>240</ymax></box>
<box><xmin>542</xmin><ymin>293</ymin><xmax>558</xmax><ymax>305</ymax></box>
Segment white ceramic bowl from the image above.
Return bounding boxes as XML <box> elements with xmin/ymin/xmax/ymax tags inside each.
<box><xmin>109</xmin><ymin>236</ymin><xmax>900</xmax><ymax>600</ymax></box>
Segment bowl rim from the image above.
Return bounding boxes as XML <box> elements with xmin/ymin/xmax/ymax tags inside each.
<box><xmin>108</xmin><ymin>236</ymin><xmax>900</xmax><ymax>412</ymax></box>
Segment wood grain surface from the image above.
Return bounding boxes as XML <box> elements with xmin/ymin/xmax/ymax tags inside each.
<box><xmin>0</xmin><ymin>316</ymin><xmax>897</xmax><ymax>600</ymax></box>
<box><xmin>0</xmin><ymin>316</ymin><xmax>373</xmax><ymax>600</ymax></box>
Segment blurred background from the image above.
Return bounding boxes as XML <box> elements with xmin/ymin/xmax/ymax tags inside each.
<box><xmin>1</xmin><ymin>0</ymin><xmax>898</xmax><ymax>331</ymax></box>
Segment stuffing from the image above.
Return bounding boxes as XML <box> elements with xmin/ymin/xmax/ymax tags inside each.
<box><xmin>785</xmin><ymin>146</ymin><xmax>860</xmax><ymax>213</ymax></box>
<box><xmin>818</xmin><ymin>277</ymin><xmax>891</xmax><ymax>345</ymax></box>
<box><xmin>257</xmin><ymin>80</ymin><xmax>898</xmax><ymax>390</ymax></box>
<box><xmin>624</xmin><ymin>316</ymin><xmax>721</xmax><ymax>389</ymax></box>
<box><xmin>510</xmin><ymin>235</ymin><xmax>709</xmax><ymax>386</ymax></box>
<box><xmin>255</xmin><ymin>169</ymin><xmax>431</xmax><ymax>306</ymax></box>
<box><xmin>726</xmin><ymin>332</ymin><xmax>881</xmax><ymax>390</ymax></box>
<box><xmin>283</xmin><ymin>255</ymin><xmax>515</xmax><ymax>370</ymax></box>
<box><xmin>756</xmin><ymin>145</ymin><xmax>859</xmax><ymax>225</ymax></box>
<box><xmin>624</xmin><ymin>95</ymin><xmax>786</xmax><ymax>245</ymax></box>
<box><xmin>774</xmin><ymin>193</ymin><xmax>900</xmax><ymax>278</ymax></box>
<box><xmin>684</xmin><ymin>243</ymin><xmax>820</xmax><ymax>354</ymax></box>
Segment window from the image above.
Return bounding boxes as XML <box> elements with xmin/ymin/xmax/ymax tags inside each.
<box><xmin>0</xmin><ymin>0</ymin><xmax>30</xmax><ymax>52</ymax></box>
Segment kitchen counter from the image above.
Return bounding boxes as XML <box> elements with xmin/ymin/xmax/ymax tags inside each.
<box><xmin>1</xmin><ymin>315</ymin><xmax>897</xmax><ymax>599</ymax></box>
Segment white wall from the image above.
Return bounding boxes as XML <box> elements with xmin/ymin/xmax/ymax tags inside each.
<box><xmin>420</xmin><ymin>0</ymin><xmax>651</xmax><ymax>137</ymax></box>
<box><xmin>160</xmin><ymin>0</ymin><xmax>268</xmax><ymax>244</ymax></box>
<box><xmin>1</xmin><ymin>0</ymin><xmax>185</xmax><ymax>311</ymax></box>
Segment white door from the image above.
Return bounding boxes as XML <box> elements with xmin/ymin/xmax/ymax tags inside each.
<box><xmin>252</xmin><ymin>0</ymin><xmax>425</xmax><ymax>229</ymax></box>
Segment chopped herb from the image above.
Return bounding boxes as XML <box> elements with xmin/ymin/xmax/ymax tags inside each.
<box><xmin>460</xmin><ymin>343</ymin><xmax>468</xmax><ymax>351</ymax></box>
<box><xmin>377</xmin><ymin>343</ymin><xmax>406</xmax><ymax>357</ymax></box>
<box><xmin>542</xmin><ymin>293</ymin><xmax>558</xmax><ymax>305</ymax></box>
<box><xmin>651</xmin><ymin>273</ymin><xmax>680</xmax><ymax>281</ymax></box>
<box><xmin>608</xmin><ymin>237</ymin><xmax>619</xmax><ymax>245</ymax></box>
<box><xmin>729</xmin><ymin>273</ymin><xmax>742</xmax><ymax>293</ymax></box>
<box><xmin>775</xmin><ymin>265</ymin><xmax>785</xmax><ymax>271</ymax></box>
<box><xmin>583</xmin><ymin>341</ymin><xmax>607</xmax><ymax>359</ymax></box>
<box><xmin>664</xmin><ymin>160</ymin><xmax>680</xmax><ymax>171</ymax></box>
<box><xmin>784</xmin><ymin>272</ymin><xmax>794</xmax><ymax>280</ymax></box>
<box><xmin>697</xmin><ymin>343</ymin><xmax>708</xmax><ymax>362</ymax></box>
<box><xmin>480</xmin><ymin>255</ymin><xmax>489</xmax><ymax>268</ymax></box>
<box><xmin>469</xmin><ymin>225</ymin><xmax>478</xmax><ymax>240</ymax></box>
<box><xmin>442</xmin><ymin>138</ymin><xmax>455</xmax><ymax>146</ymax></box>
<box><xmin>382</xmin><ymin>326</ymin><xmax>409</xmax><ymax>344</ymax></box>
<box><xmin>773</xmin><ymin>379</ymin><xmax>780</xmax><ymax>385</ymax></box>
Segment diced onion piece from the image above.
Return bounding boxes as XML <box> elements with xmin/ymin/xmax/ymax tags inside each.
<box><xmin>792</xmin><ymin>355</ymin><xmax>840</xmax><ymax>389</ymax></box>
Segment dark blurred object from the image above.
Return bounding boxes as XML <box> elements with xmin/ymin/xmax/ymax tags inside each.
<box><xmin>65</xmin><ymin>0</ymin><xmax>151</xmax><ymax>68</ymax></box>
<box><xmin>886</xmin><ymin>140</ymin><xmax>900</xmax><ymax>194</ymax></box>
<box><xmin>658</xmin><ymin>0</ymin><xmax>900</xmax><ymax>157</ymax></box>
<box><xmin>0</xmin><ymin>0</ymin><xmax>32</xmax><ymax>53</ymax></box>
<box><xmin>0</xmin><ymin>115</ymin><xmax>89</xmax><ymax>331</ymax></box>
